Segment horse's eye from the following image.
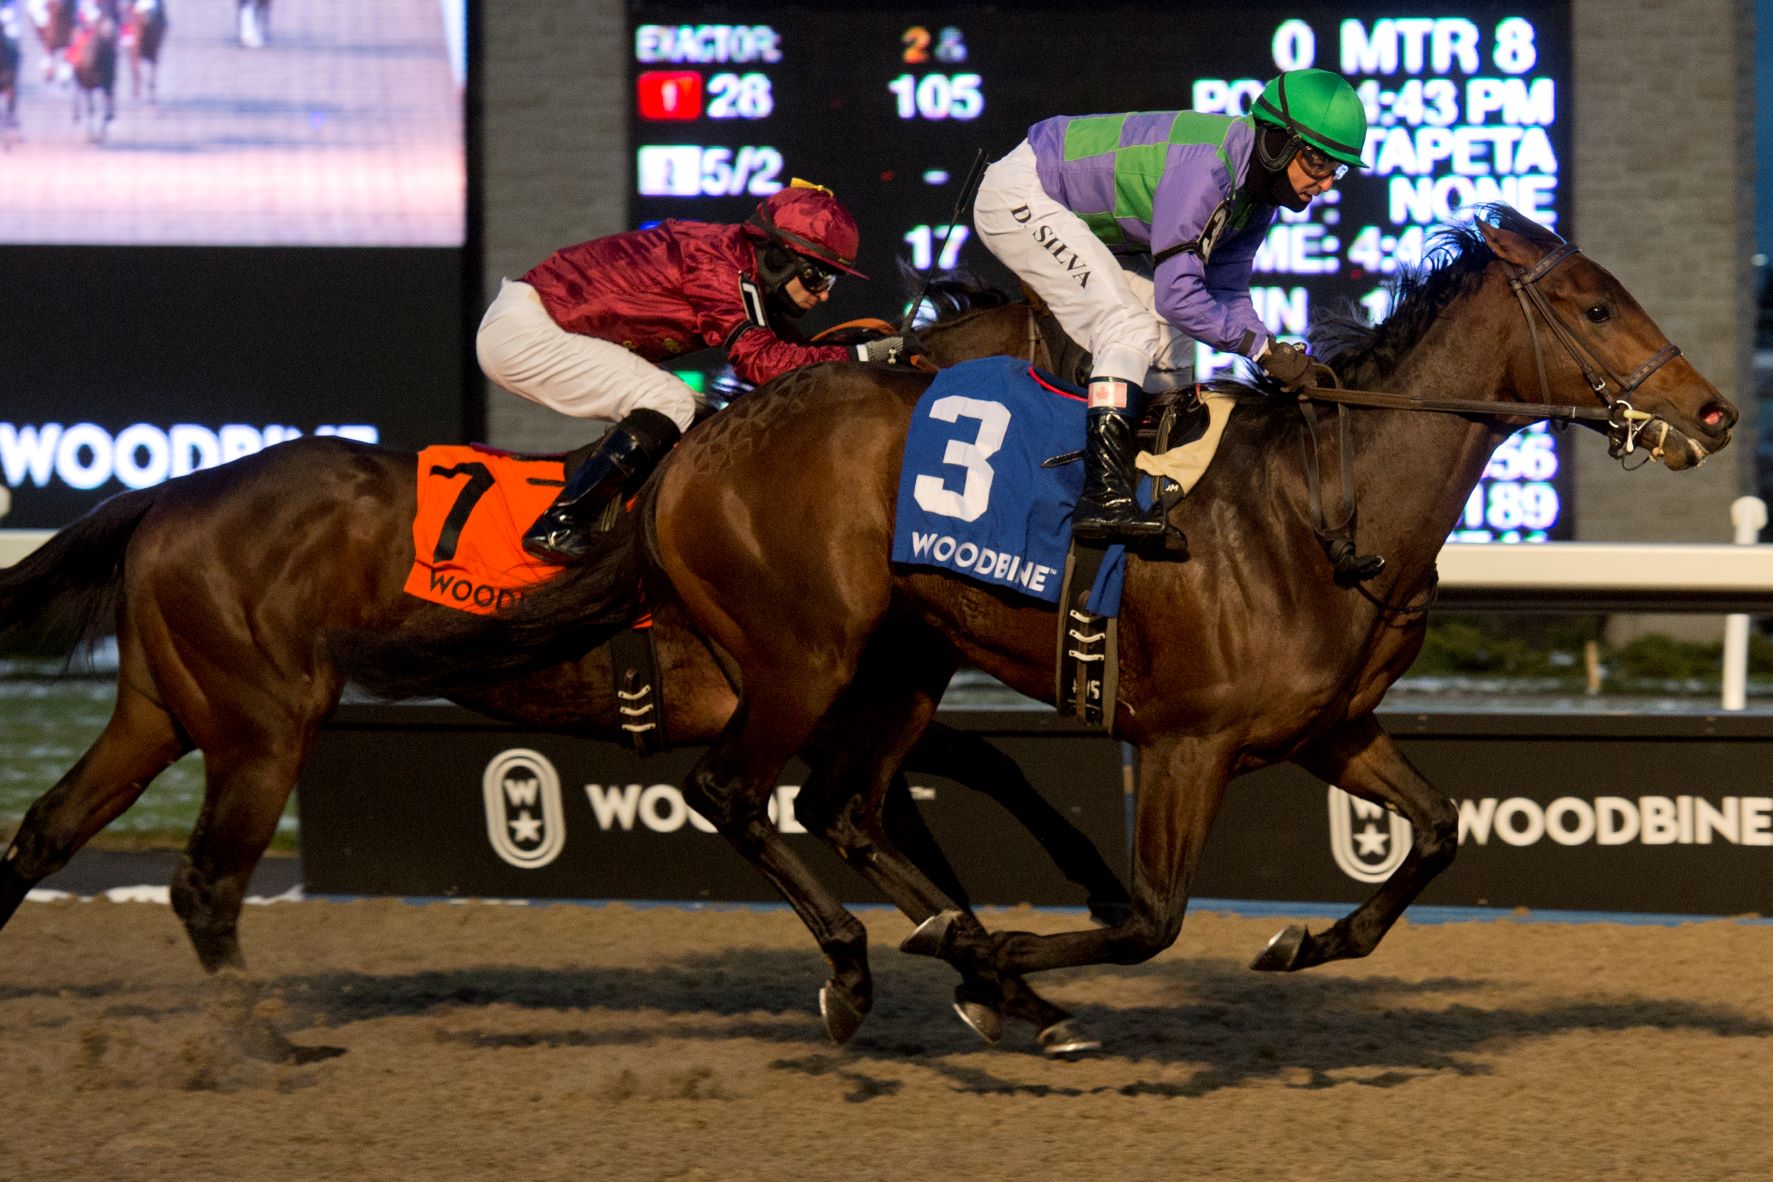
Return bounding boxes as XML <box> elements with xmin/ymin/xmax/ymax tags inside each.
<box><xmin>1585</xmin><ymin>304</ymin><xmax>1610</xmax><ymax>323</ymax></box>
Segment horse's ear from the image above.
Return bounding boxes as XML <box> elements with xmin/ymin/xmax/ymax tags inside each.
<box><xmin>1474</xmin><ymin>214</ymin><xmax>1554</xmax><ymax>268</ymax></box>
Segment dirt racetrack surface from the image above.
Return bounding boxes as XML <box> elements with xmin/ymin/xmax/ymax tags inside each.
<box><xmin>4</xmin><ymin>897</ymin><xmax>1771</xmax><ymax>1181</ymax></box>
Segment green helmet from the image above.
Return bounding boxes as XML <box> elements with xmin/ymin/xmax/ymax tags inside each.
<box><xmin>1252</xmin><ymin>69</ymin><xmax>1368</xmax><ymax>169</ymax></box>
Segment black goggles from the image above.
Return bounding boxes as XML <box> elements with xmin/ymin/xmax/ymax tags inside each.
<box><xmin>795</xmin><ymin>259</ymin><xmax>838</xmax><ymax>293</ymax></box>
<box><xmin>1296</xmin><ymin>144</ymin><xmax>1348</xmax><ymax>182</ymax></box>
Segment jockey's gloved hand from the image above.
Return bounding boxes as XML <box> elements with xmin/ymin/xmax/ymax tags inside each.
<box><xmin>1257</xmin><ymin>339</ymin><xmax>1315</xmax><ymax>392</ymax></box>
<box><xmin>855</xmin><ymin>334</ymin><xmax>925</xmax><ymax>364</ymax></box>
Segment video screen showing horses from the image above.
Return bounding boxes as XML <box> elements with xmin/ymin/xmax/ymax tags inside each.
<box><xmin>0</xmin><ymin>0</ymin><xmax>466</xmax><ymax>247</ymax></box>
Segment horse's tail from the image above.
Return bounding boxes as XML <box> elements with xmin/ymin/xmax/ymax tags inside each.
<box><xmin>336</xmin><ymin>484</ymin><xmax>658</xmax><ymax>700</ymax></box>
<box><xmin>0</xmin><ymin>487</ymin><xmax>159</xmax><ymax>659</ymax></box>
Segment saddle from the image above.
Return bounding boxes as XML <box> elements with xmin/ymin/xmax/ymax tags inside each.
<box><xmin>1054</xmin><ymin>394</ymin><xmax>1212</xmax><ymax>732</ymax></box>
<box><xmin>402</xmin><ymin>443</ymin><xmax>665</xmax><ymax>754</ymax></box>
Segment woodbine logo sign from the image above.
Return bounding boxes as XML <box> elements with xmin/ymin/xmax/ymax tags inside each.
<box><xmin>1329</xmin><ymin>786</ymin><xmax>1773</xmax><ymax>884</ymax></box>
<box><xmin>481</xmin><ymin>748</ymin><xmax>810</xmax><ymax>869</ymax></box>
<box><xmin>0</xmin><ymin>421</ymin><xmax>379</xmax><ymax>492</ymax></box>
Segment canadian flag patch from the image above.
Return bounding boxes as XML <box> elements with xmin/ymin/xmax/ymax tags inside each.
<box><xmin>1087</xmin><ymin>379</ymin><xmax>1129</xmax><ymax>410</ymax></box>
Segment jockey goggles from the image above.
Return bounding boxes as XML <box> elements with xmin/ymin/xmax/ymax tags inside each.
<box><xmin>1295</xmin><ymin>144</ymin><xmax>1349</xmax><ymax>182</ymax></box>
<box><xmin>795</xmin><ymin>258</ymin><xmax>838</xmax><ymax>293</ymax></box>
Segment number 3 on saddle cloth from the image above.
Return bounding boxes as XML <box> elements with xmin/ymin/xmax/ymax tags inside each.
<box><xmin>404</xmin><ymin>445</ymin><xmax>665</xmax><ymax>750</ymax></box>
<box><xmin>890</xmin><ymin>356</ymin><xmax>1232</xmax><ymax>730</ymax></box>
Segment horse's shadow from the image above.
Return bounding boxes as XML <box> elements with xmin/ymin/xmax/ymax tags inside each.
<box><xmin>235</xmin><ymin>948</ymin><xmax>1773</xmax><ymax>1098</ymax></box>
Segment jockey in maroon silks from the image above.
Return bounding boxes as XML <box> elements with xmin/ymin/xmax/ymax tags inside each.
<box><xmin>479</xmin><ymin>180</ymin><xmax>905</xmax><ymax>563</ymax></box>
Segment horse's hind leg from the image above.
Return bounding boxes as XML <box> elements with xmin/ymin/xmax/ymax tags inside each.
<box><xmin>0</xmin><ymin>679</ymin><xmax>188</xmax><ymax>928</ymax></box>
<box><xmin>1250</xmin><ymin>713</ymin><xmax>1458</xmax><ymax>972</ymax></box>
<box><xmin>170</xmin><ymin>724</ymin><xmax>314</xmax><ymax>973</ymax></box>
<box><xmin>794</xmin><ymin>649</ymin><xmax>1086</xmax><ymax>1050</ymax></box>
<box><xmin>680</xmin><ymin>699</ymin><xmax>878</xmax><ymax>1044</ymax></box>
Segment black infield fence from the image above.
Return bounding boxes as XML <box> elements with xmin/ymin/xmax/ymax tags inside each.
<box><xmin>298</xmin><ymin>705</ymin><xmax>1773</xmax><ymax>917</ymax></box>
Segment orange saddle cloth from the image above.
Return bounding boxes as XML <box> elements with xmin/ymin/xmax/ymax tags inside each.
<box><xmin>404</xmin><ymin>446</ymin><xmax>566</xmax><ymax>615</ymax></box>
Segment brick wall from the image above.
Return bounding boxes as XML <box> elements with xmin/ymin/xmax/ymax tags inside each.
<box><xmin>1568</xmin><ymin>0</ymin><xmax>1755</xmax><ymax>547</ymax></box>
<box><xmin>479</xmin><ymin>0</ymin><xmax>629</xmax><ymax>454</ymax></box>
<box><xmin>477</xmin><ymin>0</ymin><xmax>1758</xmax><ymax>555</ymax></box>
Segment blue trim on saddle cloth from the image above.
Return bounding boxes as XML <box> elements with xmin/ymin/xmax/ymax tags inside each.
<box><xmin>891</xmin><ymin>356</ymin><xmax>1130</xmax><ymax>616</ymax></box>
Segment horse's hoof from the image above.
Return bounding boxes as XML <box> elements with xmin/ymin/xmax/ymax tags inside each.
<box><xmin>1250</xmin><ymin>923</ymin><xmax>1313</xmax><ymax>972</ymax></box>
<box><xmin>952</xmin><ymin>997</ymin><xmax>1003</xmax><ymax>1046</ymax></box>
<box><xmin>899</xmin><ymin>909</ymin><xmax>963</xmax><ymax>958</ymax></box>
<box><xmin>236</xmin><ymin>1019</ymin><xmax>347</xmax><ymax>1065</ymax></box>
<box><xmin>1037</xmin><ymin>1019</ymin><xmax>1101</xmax><ymax>1057</ymax></box>
<box><xmin>818</xmin><ymin>981</ymin><xmax>867</xmax><ymax>1045</ymax></box>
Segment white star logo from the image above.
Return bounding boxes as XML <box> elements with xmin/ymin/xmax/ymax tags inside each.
<box><xmin>1353</xmin><ymin>823</ymin><xmax>1390</xmax><ymax>858</ymax></box>
<box><xmin>508</xmin><ymin>810</ymin><xmax>543</xmax><ymax>845</ymax></box>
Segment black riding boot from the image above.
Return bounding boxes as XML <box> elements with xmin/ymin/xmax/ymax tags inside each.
<box><xmin>522</xmin><ymin>408</ymin><xmax>681</xmax><ymax>563</ymax></box>
<box><xmin>1072</xmin><ymin>405</ymin><xmax>1168</xmax><ymax>545</ymax></box>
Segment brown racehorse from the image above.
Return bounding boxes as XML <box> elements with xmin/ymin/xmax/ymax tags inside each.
<box><xmin>121</xmin><ymin>0</ymin><xmax>164</xmax><ymax>104</ymax></box>
<box><xmin>344</xmin><ymin>207</ymin><xmax>1737</xmax><ymax>1052</ymax></box>
<box><xmin>68</xmin><ymin>5</ymin><xmax>116</xmax><ymax>142</ymax></box>
<box><xmin>0</xmin><ymin>286</ymin><xmax>1112</xmax><ymax>1057</ymax></box>
<box><xmin>28</xmin><ymin>0</ymin><xmax>75</xmax><ymax>80</ymax></box>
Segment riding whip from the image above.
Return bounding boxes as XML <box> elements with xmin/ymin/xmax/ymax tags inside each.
<box><xmin>898</xmin><ymin>148</ymin><xmax>990</xmax><ymax>343</ymax></box>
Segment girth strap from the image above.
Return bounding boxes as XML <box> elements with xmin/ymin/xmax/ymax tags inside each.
<box><xmin>609</xmin><ymin>624</ymin><xmax>664</xmax><ymax>756</ymax></box>
<box><xmin>1296</xmin><ymin>398</ymin><xmax>1385</xmax><ymax>583</ymax></box>
<box><xmin>1054</xmin><ymin>542</ymin><xmax>1118</xmax><ymax>733</ymax></box>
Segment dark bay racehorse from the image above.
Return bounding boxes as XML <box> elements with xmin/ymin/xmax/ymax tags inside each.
<box><xmin>0</xmin><ymin>286</ymin><xmax>1108</xmax><ymax>1057</ymax></box>
<box><xmin>68</xmin><ymin>2</ymin><xmax>116</xmax><ymax>141</ymax></box>
<box><xmin>345</xmin><ymin>208</ymin><xmax>1736</xmax><ymax>1051</ymax></box>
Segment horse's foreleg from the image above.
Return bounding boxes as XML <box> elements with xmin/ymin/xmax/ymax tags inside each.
<box><xmin>1252</xmin><ymin>713</ymin><xmax>1458</xmax><ymax>972</ymax></box>
<box><xmin>904</xmin><ymin>722</ymin><xmax>1130</xmax><ymax>926</ymax></box>
<box><xmin>680</xmin><ymin>699</ymin><xmax>877</xmax><ymax>1044</ymax></box>
<box><xmin>880</xmin><ymin>776</ymin><xmax>1082</xmax><ymax>1045</ymax></box>
<box><xmin>0</xmin><ymin>680</ymin><xmax>188</xmax><ymax>930</ymax></box>
<box><xmin>931</xmin><ymin>734</ymin><xmax>1233</xmax><ymax>985</ymax></box>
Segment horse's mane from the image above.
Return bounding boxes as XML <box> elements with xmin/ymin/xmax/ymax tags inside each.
<box><xmin>1201</xmin><ymin>204</ymin><xmax>1557</xmax><ymax>474</ymax></box>
<box><xmin>1213</xmin><ymin>204</ymin><xmax>1554</xmax><ymax>410</ymax></box>
<box><xmin>1312</xmin><ymin>204</ymin><xmax>1555</xmax><ymax>387</ymax></box>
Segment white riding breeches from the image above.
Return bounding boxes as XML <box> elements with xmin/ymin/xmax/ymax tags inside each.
<box><xmin>974</xmin><ymin>141</ymin><xmax>1194</xmax><ymax>394</ymax></box>
<box><xmin>476</xmin><ymin>279</ymin><xmax>700</xmax><ymax>432</ymax></box>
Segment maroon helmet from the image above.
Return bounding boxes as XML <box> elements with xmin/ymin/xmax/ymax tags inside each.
<box><xmin>745</xmin><ymin>181</ymin><xmax>867</xmax><ymax>280</ymax></box>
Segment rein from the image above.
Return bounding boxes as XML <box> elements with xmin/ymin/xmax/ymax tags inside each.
<box><xmin>1287</xmin><ymin>238</ymin><xmax>1684</xmax><ymax>602</ymax></box>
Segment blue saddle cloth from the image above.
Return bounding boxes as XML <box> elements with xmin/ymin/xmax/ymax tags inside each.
<box><xmin>891</xmin><ymin>356</ymin><xmax>1129</xmax><ymax>617</ymax></box>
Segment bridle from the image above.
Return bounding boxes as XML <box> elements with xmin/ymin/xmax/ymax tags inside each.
<box><xmin>1296</xmin><ymin>238</ymin><xmax>1684</xmax><ymax>462</ymax></box>
<box><xmin>1279</xmin><ymin>237</ymin><xmax>1689</xmax><ymax>599</ymax></box>
<box><xmin>1502</xmin><ymin>241</ymin><xmax>1682</xmax><ymax>460</ymax></box>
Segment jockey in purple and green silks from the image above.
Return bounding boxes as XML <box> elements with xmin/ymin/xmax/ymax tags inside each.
<box><xmin>974</xmin><ymin>68</ymin><xmax>1369</xmax><ymax>547</ymax></box>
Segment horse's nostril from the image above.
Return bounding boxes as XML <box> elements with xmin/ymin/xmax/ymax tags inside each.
<box><xmin>1699</xmin><ymin>402</ymin><xmax>1737</xmax><ymax>432</ymax></box>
